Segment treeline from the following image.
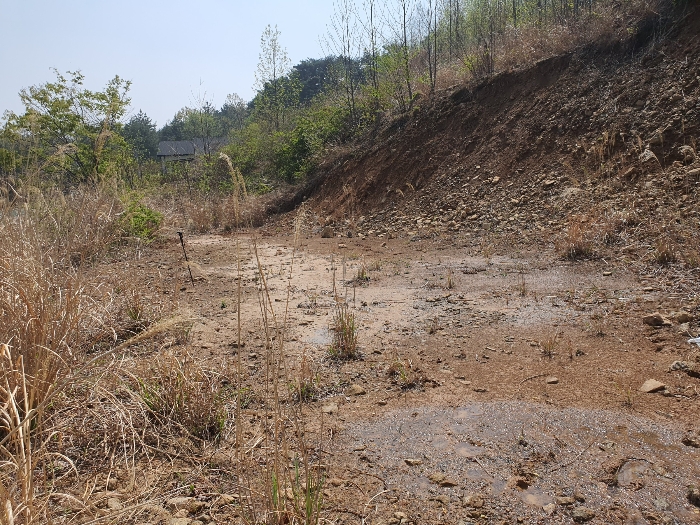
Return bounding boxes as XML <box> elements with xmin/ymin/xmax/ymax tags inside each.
<box><xmin>1</xmin><ymin>0</ymin><xmax>634</xmax><ymax>191</ymax></box>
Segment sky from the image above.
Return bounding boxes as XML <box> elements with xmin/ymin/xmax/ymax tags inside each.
<box><xmin>0</xmin><ymin>0</ymin><xmax>336</xmax><ymax>127</ymax></box>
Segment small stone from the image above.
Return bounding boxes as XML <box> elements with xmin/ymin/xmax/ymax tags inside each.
<box><xmin>428</xmin><ymin>472</ymin><xmax>446</xmax><ymax>484</ymax></box>
<box><xmin>404</xmin><ymin>458</ymin><xmax>423</xmax><ymax>466</ymax></box>
<box><xmin>345</xmin><ymin>384</ymin><xmax>366</xmax><ymax>396</ymax></box>
<box><xmin>321</xmin><ymin>403</ymin><xmax>338</xmax><ymax>415</ymax></box>
<box><xmin>394</xmin><ymin>511</ymin><xmax>408</xmax><ymax>520</ymax></box>
<box><xmin>546</xmin><ymin>376</ymin><xmax>559</xmax><ymax>384</ymax></box>
<box><xmin>167</xmin><ymin>497</ymin><xmax>194</xmax><ymax>511</ymax></box>
<box><xmin>602</xmin><ymin>271</ymin><xmax>612</xmax><ymax>276</ymax></box>
<box><xmin>473</xmin><ymin>387</ymin><xmax>488</xmax><ymax>393</ymax></box>
<box><xmin>107</xmin><ymin>478</ymin><xmax>118</xmax><ymax>491</ymax></box>
<box><xmin>571</xmin><ymin>507</ymin><xmax>596</xmax><ymax>522</ymax></box>
<box><xmin>328</xmin><ymin>478</ymin><xmax>346</xmax><ymax>487</ymax></box>
<box><xmin>187</xmin><ymin>501</ymin><xmax>206</xmax><ymax>514</ymax></box>
<box><xmin>573</xmin><ymin>492</ymin><xmax>586</xmax><ymax>503</ymax></box>
<box><xmin>543</xmin><ymin>503</ymin><xmax>556</xmax><ymax>515</ymax></box>
<box><xmin>321</xmin><ymin>226</ymin><xmax>334</xmax><ymax>238</ymax></box>
<box><xmin>639</xmin><ymin>379</ymin><xmax>665</xmax><ymax>393</ymax></box>
<box><xmin>433</xmin><ymin>494</ymin><xmax>450</xmax><ymax>504</ymax></box>
<box><xmin>174</xmin><ymin>510</ymin><xmax>189</xmax><ymax>518</ymax></box>
<box><xmin>462</xmin><ymin>494</ymin><xmax>485</xmax><ymax>508</ymax></box>
<box><xmin>107</xmin><ymin>498</ymin><xmax>123</xmax><ymax>511</ymax></box>
<box><xmin>642</xmin><ymin>312</ymin><xmax>672</xmax><ymax>327</ymax></box>
<box><xmin>556</xmin><ymin>496</ymin><xmax>576</xmax><ymax>506</ymax></box>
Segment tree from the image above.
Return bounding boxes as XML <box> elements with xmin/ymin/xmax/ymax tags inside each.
<box><xmin>3</xmin><ymin>69</ymin><xmax>131</xmax><ymax>185</ymax></box>
<box><xmin>218</xmin><ymin>93</ymin><xmax>249</xmax><ymax>135</ymax></box>
<box><xmin>122</xmin><ymin>110</ymin><xmax>158</xmax><ymax>161</ymax></box>
<box><xmin>255</xmin><ymin>25</ymin><xmax>293</xmax><ymax>131</ymax></box>
<box><xmin>324</xmin><ymin>0</ymin><xmax>363</xmax><ymax>125</ymax></box>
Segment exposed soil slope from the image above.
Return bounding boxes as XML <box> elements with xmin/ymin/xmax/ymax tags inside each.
<box><xmin>293</xmin><ymin>3</ymin><xmax>699</xmax><ymax>275</ymax></box>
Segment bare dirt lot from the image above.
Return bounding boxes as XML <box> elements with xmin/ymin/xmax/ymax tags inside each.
<box><xmin>119</xmin><ymin>222</ymin><xmax>700</xmax><ymax>525</ymax></box>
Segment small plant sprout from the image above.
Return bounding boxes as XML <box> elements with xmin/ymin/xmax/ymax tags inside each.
<box><xmin>540</xmin><ymin>331</ymin><xmax>560</xmax><ymax>358</ymax></box>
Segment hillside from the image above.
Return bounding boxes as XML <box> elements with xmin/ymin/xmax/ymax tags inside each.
<box><xmin>290</xmin><ymin>1</ymin><xmax>699</xmax><ymax>294</ymax></box>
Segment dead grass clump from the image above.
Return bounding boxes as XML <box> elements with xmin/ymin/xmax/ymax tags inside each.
<box><xmin>652</xmin><ymin>238</ymin><xmax>678</xmax><ymax>266</ymax></box>
<box><xmin>559</xmin><ymin>219</ymin><xmax>595</xmax><ymax>260</ymax></box>
<box><xmin>329</xmin><ymin>302</ymin><xmax>358</xmax><ymax>360</ymax></box>
<box><xmin>131</xmin><ymin>352</ymin><xmax>230</xmax><ymax>440</ymax></box>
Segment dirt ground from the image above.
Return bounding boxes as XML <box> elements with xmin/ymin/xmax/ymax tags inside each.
<box><xmin>124</xmin><ymin>223</ymin><xmax>700</xmax><ymax>525</ymax></box>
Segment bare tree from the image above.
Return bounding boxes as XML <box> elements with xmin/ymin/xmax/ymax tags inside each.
<box><xmin>255</xmin><ymin>25</ymin><xmax>292</xmax><ymax>131</ymax></box>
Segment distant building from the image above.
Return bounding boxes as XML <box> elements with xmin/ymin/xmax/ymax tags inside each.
<box><xmin>157</xmin><ymin>139</ymin><xmax>226</xmax><ymax>172</ymax></box>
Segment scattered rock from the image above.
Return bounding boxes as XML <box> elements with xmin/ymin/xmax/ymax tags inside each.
<box><xmin>462</xmin><ymin>494</ymin><xmax>485</xmax><ymax>508</ymax></box>
<box><xmin>321</xmin><ymin>226</ymin><xmax>334</xmax><ymax>238</ymax></box>
<box><xmin>556</xmin><ymin>496</ymin><xmax>576</xmax><ymax>506</ymax></box>
<box><xmin>543</xmin><ymin>503</ymin><xmax>556</xmax><ymax>515</ymax></box>
<box><xmin>321</xmin><ymin>403</ymin><xmax>338</xmax><ymax>415</ymax></box>
<box><xmin>571</xmin><ymin>507</ymin><xmax>596</xmax><ymax>522</ymax></box>
<box><xmin>642</xmin><ymin>312</ymin><xmax>672</xmax><ymax>327</ymax></box>
<box><xmin>404</xmin><ymin>458</ymin><xmax>423</xmax><ymax>466</ymax></box>
<box><xmin>345</xmin><ymin>384</ymin><xmax>366</xmax><ymax>396</ymax></box>
<box><xmin>639</xmin><ymin>379</ymin><xmax>665</xmax><ymax>393</ymax></box>
<box><xmin>546</xmin><ymin>376</ymin><xmax>559</xmax><ymax>384</ymax></box>
<box><xmin>428</xmin><ymin>472</ymin><xmax>458</xmax><ymax>487</ymax></box>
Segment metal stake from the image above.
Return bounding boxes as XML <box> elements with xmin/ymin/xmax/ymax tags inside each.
<box><xmin>178</xmin><ymin>231</ymin><xmax>195</xmax><ymax>287</ymax></box>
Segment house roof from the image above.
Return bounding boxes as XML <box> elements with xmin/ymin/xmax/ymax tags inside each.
<box><xmin>157</xmin><ymin>139</ymin><xmax>228</xmax><ymax>157</ymax></box>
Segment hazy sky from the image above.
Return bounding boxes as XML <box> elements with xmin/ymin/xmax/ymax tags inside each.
<box><xmin>0</xmin><ymin>0</ymin><xmax>336</xmax><ymax>127</ymax></box>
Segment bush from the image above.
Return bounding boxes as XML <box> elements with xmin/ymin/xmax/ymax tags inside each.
<box><xmin>122</xmin><ymin>196</ymin><xmax>163</xmax><ymax>240</ymax></box>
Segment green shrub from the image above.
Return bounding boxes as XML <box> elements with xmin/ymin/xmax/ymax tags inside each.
<box><xmin>121</xmin><ymin>196</ymin><xmax>163</xmax><ymax>240</ymax></box>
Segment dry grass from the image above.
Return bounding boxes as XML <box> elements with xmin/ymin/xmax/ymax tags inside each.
<box><xmin>559</xmin><ymin>217</ymin><xmax>595</xmax><ymax>260</ymax></box>
<box><xmin>329</xmin><ymin>302</ymin><xmax>359</xmax><ymax>360</ymax></box>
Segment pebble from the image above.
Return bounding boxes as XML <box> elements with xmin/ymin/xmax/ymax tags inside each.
<box><xmin>167</xmin><ymin>497</ymin><xmax>194</xmax><ymax>511</ymax></box>
<box><xmin>345</xmin><ymin>384</ymin><xmax>366</xmax><ymax>396</ymax></box>
<box><xmin>404</xmin><ymin>458</ymin><xmax>423</xmax><ymax>466</ymax></box>
<box><xmin>546</xmin><ymin>376</ymin><xmax>559</xmax><ymax>384</ymax></box>
<box><xmin>642</xmin><ymin>312</ymin><xmax>672</xmax><ymax>327</ymax></box>
<box><xmin>463</xmin><ymin>494</ymin><xmax>485</xmax><ymax>508</ymax></box>
<box><xmin>571</xmin><ymin>507</ymin><xmax>596</xmax><ymax>522</ymax></box>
